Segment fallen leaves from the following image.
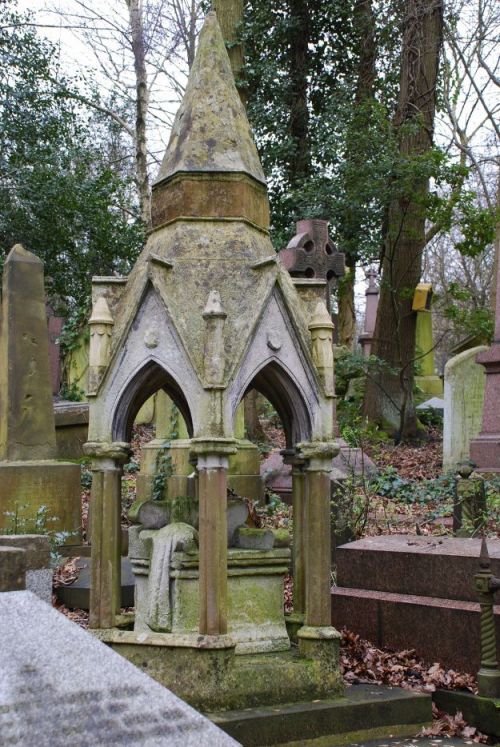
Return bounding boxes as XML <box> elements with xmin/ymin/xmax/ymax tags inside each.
<box><xmin>422</xmin><ymin>703</ymin><xmax>489</xmax><ymax>743</ymax></box>
<box><xmin>340</xmin><ymin>628</ymin><xmax>477</xmax><ymax>693</ymax></box>
<box><xmin>340</xmin><ymin>629</ymin><xmax>493</xmax><ymax>742</ymax></box>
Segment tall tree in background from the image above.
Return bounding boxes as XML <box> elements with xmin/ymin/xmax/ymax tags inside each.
<box><xmin>0</xmin><ymin>2</ymin><xmax>143</xmax><ymax>308</ymax></box>
<box><xmin>364</xmin><ymin>0</ymin><xmax>444</xmax><ymax>440</ymax></box>
<box><xmin>213</xmin><ymin>0</ymin><xmax>245</xmax><ymax>101</ymax></box>
<box><xmin>336</xmin><ymin>0</ymin><xmax>377</xmax><ymax>347</ymax></box>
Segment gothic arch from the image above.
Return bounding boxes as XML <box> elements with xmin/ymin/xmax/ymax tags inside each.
<box><xmin>235</xmin><ymin>358</ymin><xmax>312</xmax><ymax>447</ymax></box>
<box><xmin>111</xmin><ymin>359</ymin><xmax>193</xmax><ymax>442</ymax></box>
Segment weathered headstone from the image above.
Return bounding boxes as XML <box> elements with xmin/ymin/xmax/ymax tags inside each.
<box><xmin>413</xmin><ymin>282</ymin><xmax>443</xmax><ymax>398</ymax></box>
<box><xmin>0</xmin><ymin>590</ymin><xmax>239</xmax><ymax>746</ymax></box>
<box><xmin>358</xmin><ymin>268</ymin><xmax>379</xmax><ymax>357</ymax></box>
<box><xmin>0</xmin><ymin>245</ymin><xmax>81</xmax><ymax>539</ymax></box>
<box><xmin>0</xmin><ymin>534</ymin><xmax>52</xmax><ymax>603</ymax></box>
<box><xmin>443</xmin><ymin>346</ymin><xmax>488</xmax><ymax>471</ymax></box>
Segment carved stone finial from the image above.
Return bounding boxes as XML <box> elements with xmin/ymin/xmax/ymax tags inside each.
<box><xmin>202</xmin><ymin>290</ymin><xmax>226</xmax><ymax>386</ymax></box>
<box><xmin>308</xmin><ymin>302</ymin><xmax>335</xmax><ymax>397</ymax></box>
<box><xmin>89</xmin><ymin>296</ymin><xmax>114</xmax><ymax>326</ymax></box>
<box><xmin>202</xmin><ymin>290</ymin><xmax>227</xmax><ymax>319</ymax></box>
<box><xmin>365</xmin><ymin>267</ymin><xmax>378</xmax><ymax>292</ymax></box>
<box><xmin>480</xmin><ymin>537</ymin><xmax>490</xmax><ymax>570</ymax></box>
<box><xmin>88</xmin><ymin>297</ymin><xmax>114</xmax><ymax>395</ymax></box>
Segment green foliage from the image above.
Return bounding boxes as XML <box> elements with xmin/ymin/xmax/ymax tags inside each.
<box><xmin>59</xmin><ymin>381</ymin><xmax>85</xmax><ymax>402</ymax></box>
<box><xmin>441</xmin><ymin>282</ymin><xmax>494</xmax><ymax>343</ymax></box>
<box><xmin>242</xmin><ymin>0</ymin><xmax>402</xmax><ymax>261</ymax></box>
<box><xmin>152</xmin><ymin>442</ymin><xmax>173</xmax><ymax>502</ymax></box>
<box><xmin>0</xmin><ymin>1</ymin><xmax>144</xmax><ymax>309</ymax></box>
<box><xmin>370</xmin><ymin>467</ymin><xmax>454</xmax><ymax>506</ymax></box>
<box><xmin>2</xmin><ymin>502</ymin><xmax>78</xmax><ymax>562</ymax></box>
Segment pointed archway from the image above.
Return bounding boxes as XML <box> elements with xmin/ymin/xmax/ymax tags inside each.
<box><xmin>112</xmin><ymin>360</ymin><xmax>193</xmax><ymax>443</ymax></box>
<box><xmin>239</xmin><ymin>359</ymin><xmax>312</xmax><ymax>448</ymax></box>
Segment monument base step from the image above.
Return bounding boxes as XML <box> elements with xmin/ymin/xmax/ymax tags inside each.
<box><xmin>208</xmin><ymin>684</ymin><xmax>432</xmax><ymax>746</ymax></box>
<box><xmin>434</xmin><ymin>688</ymin><xmax>500</xmax><ymax>738</ymax></box>
<box><xmin>96</xmin><ymin>632</ymin><xmax>344</xmax><ymax>712</ymax></box>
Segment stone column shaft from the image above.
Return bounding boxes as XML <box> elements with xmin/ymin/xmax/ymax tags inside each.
<box><xmin>84</xmin><ymin>443</ymin><xmax>130</xmax><ymax>630</ymax></box>
<box><xmin>291</xmin><ymin>466</ymin><xmax>306</xmax><ymax>615</ymax></box>
<box><xmin>304</xmin><ymin>465</ymin><xmax>332</xmax><ymax>627</ymax></box>
<box><xmin>197</xmin><ymin>453</ymin><xmax>229</xmax><ymax>635</ymax></box>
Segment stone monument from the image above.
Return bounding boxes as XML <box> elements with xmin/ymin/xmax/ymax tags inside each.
<box><xmin>278</xmin><ymin>218</ymin><xmax>345</xmax><ymax>316</ymax></box>
<box><xmin>470</xmin><ymin>247</ymin><xmax>500</xmax><ymax>472</ymax></box>
<box><xmin>358</xmin><ymin>268</ymin><xmax>379</xmax><ymax>357</ymax></box>
<box><xmin>413</xmin><ymin>282</ymin><xmax>443</xmax><ymax>398</ymax></box>
<box><xmin>0</xmin><ymin>590</ymin><xmax>239</xmax><ymax>746</ymax></box>
<box><xmin>0</xmin><ymin>245</ymin><xmax>81</xmax><ymax>539</ymax></box>
<box><xmin>443</xmin><ymin>346</ymin><xmax>488</xmax><ymax>471</ymax></box>
<box><xmin>85</xmin><ymin>12</ymin><xmax>342</xmax><ymax>713</ymax></box>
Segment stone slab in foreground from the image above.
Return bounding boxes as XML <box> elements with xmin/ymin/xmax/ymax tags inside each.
<box><xmin>0</xmin><ymin>591</ymin><xmax>240</xmax><ymax>747</ymax></box>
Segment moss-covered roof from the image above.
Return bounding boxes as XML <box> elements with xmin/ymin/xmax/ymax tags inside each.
<box><xmin>154</xmin><ymin>12</ymin><xmax>265</xmax><ymax>186</ymax></box>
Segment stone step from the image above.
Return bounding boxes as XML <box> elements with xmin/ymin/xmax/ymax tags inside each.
<box><xmin>331</xmin><ymin>585</ymin><xmax>499</xmax><ymax>673</ymax></box>
<box><xmin>208</xmin><ymin>684</ymin><xmax>432</xmax><ymax>747</ymax></box>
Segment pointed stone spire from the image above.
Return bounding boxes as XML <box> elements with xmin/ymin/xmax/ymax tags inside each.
<box><xmin>0</xmin><ymin>245</ymin><xmax>57</xmax><ymax>460</ymax></box>
<box><xmin>151</xmin><ymin>12</ymin><xmax>269</xmax><ymax>231</ymax></box>
<box><xmin>155</xmin><ymin>13</ymin><xmax>264</xmax><ymax>186</ymax></box>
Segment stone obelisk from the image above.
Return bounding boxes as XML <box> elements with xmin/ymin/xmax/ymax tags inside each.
<box><xmin>0</xmin><ymin>245</ymin><xmax>81</xmax><ymax>537</ymax></box>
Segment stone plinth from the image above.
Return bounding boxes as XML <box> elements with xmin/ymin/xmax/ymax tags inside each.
<box><xmin>0</xmin><ymin>591</ymin><xmax>238</xmax><ymax>746</ymax></box>
<box><xmin>130</xmin><ymin>534</ymin><xmax>291</xmax><ymax>654</ymax></box>
<box><xmin>0</xmin><ymin>547</ymin><xmax>26</xmax><ymax>591</ymax></box>
<box><xmin>0</xmin><ymin>461</ymin><xmax>81</xmax><ymax>541</ymax></box>
<box><xmin>54</xmin><ymin>400</ymin><xmax>89</xmax><ymax>459</ymax></box>
<box><xmin>331</xmin><ymin>536</ymin><xmax>500</xmax><ymax>672</ymax></box>
<box><xmin>470</xmin><ymin>342</ymin><xmax>500</xmax><ymax>472</ymax></box>
<box><xmin>0</xmin><ymin>534</ymin><xmax>52</xmax><ymax>603</ymax></box>
<box><xmin>0</xmin><ymin>246</ymin><xmax>81</xmax><ymax>540</ymax></box>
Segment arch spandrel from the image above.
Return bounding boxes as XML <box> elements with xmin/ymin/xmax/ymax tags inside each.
<box><xmin>86</xmin><ymin>286</ymin><xmax>203</xmax><ymax>444</ymax></box>
<box><xmin>227</xmin><ymin>290</ymin><xmax>326</xmax><ymax>446</ymax></box>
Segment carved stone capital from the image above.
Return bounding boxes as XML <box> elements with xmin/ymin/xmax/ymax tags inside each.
<box><xmin>83</xmin><ymin>441</ymin><xmax>131</xmax><ymax>464</ymax></box>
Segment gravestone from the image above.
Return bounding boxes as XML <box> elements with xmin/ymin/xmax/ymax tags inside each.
<box><xmin>0</xmin><ymin>245</ymin><xmax>81</xmax><ymax>539</ymax></box>
<box><xmin>278</xmin><ymin>218</ymin><xmax>345</xmax><ymax>317</ymax></box>
<box><xmin>443</xmin><ymin>346</ymin><xmax>488</xmax><ymax>471</ymax></box>
<box><xmin>0</xmin><ymin>590</ymin><xmax>239</xmax><ymax>746</ymax></box>
<box><xmin>413</xmin><ymin>283</ymin><xmax>443</xmax><ymax>398</ymax></box>
<box><xmin>470</xmin><ymin>247</ymin><xmax>500</xmax><ymax>472</ymax></box>
<box><xmin>0</xmin><ymin>534</ymin><xmax>52</xmax><ymax>603</ymax></box>
<box><xmin>331</xmin><ymin>535</ymin><xmax>500</xmax><ymax>673</ymax></box>
<box><xmin>358</xmin><ymin>268</ymin><xmax>379</xmax><ymax>357</ymax></box>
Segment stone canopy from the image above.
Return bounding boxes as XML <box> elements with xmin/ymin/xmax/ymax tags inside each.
<box><xmin>86</xmin><ymin>12</ymin><xmax>334</xmax><ymax>449</ymax></box>
<box><xmin>85</xmin><ymin>13</ymin><xmax>339</xmax><ymax>683</ymax></box>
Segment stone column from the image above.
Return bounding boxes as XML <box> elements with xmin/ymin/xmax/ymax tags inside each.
<box><xmin>191</xmin><ymin>439</ymin><xmax>237</xmax><ymax>636</ymax></box>
<box><xmin>283</xmin><ymin>454</ymin><xmax>306</xmax><ymax>617</ymax></box>
<box><xmin>85</xmin><ymin>442</ymin><xmax>129</xmax><ymax>629</ymax></box>
<box><xmin>297</xmin><ymin>441</ymin><xmax>341</xmax><ymax>661</ymax></box>
<box><xmin>358</xmin><ymin>267</ymin><xmax>379</xmax><ymax>357</ymax></box>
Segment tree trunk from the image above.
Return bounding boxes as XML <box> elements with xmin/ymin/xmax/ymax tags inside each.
<box><xmin>338</xmin><ymin>0</ymin><xmax>376</xmax><ymax>346</ymax></box>
<box><xmin>213</xmin><ymin>0</ymin><xmax>246</xmax><ymax>103</ymax></box>
<box><xmin>364</xmin><ymin>0</ymin><xmax>443</xmax><ymax>441</ymax></box>
<box><xmin>337</xmin><ymin>256</ymin><xmax>357</xmax><ymax>349</ymax></box>
<box><xmin>286</xmin><ymin>0</ymin><xmax>311</xmax><ymax>186</ymax></box>
<box><xmin>126</xmin><ymin>0</ymin><xmax>151</xmax><ymax>227</ymax></box>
